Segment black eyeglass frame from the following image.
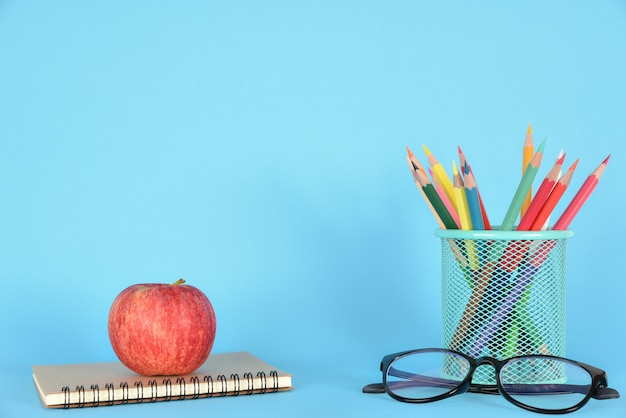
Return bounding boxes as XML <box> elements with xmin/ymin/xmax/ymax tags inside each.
<box><xmin>371</xmin><ymin>348</ymin><xmax>619</xmax><ymax>415</ymax></box>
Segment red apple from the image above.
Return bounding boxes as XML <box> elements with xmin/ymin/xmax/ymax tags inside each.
<box><xmin>108</xmin><ymin>279</ymin><xmax>216</xmax><ymax>376</ymax></box>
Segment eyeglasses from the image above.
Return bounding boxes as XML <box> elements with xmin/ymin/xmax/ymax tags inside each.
<box><xmin>363</xmin><ymin>348</ymin><xmax>619</xmax><ymax>414</ymax></box>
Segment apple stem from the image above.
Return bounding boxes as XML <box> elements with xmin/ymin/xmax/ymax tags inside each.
<box><xmin>172</xmin><ymin>278</ymin><xmax>186</xmax><ymax>286</ymax></box>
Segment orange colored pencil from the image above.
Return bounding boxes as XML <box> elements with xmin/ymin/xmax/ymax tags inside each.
<box><xmin>501</xmin><ymin>139</ymin><xmax>546</xmax><ymax>231</ymax></box>
<box><xmin>552</xmin><ymin>155</ymin><xmax>610</xmax><ymax>230</ymax></box>
<box><xmin>406</xmin><ymin>146</ymin><xmax>426</xmax><ymax>172</ymax></box>
<box><xmin>517</xmin><ymin>153</ymin><xmax>565</xmax><ymax>230</ymax></box>
<box><xmin>529</xmin><ymin>159</ymin><xmax>579</xmax><ymax>231</ymax></box>
<box><xmin>521</xmin><ymin>124</ymin><xmax>534</xmax><ymax>217</ymax></box>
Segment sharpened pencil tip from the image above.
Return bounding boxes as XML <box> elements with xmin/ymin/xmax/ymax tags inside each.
<box><xmin>452</xmin><ymin>160</ymin><xmax>459</xmax><ymax>175</ymax></box>
<box><xmin>406</xmin><ymin>146</ymin><xmax>415</xmax><ymax>158</ymax></box>
<box><xmin>537</xmin><ymin>138</ymin><xmax>547</xmax><ymax>152</ymax></box>
<box><xmin>557</xmin><ymin>153</ymin><xmax>566</xmax><ymax>164</ymax></box>
<box><xmin>422</xmin><ymin>144</ymin><xmax>431</xmax><ymax>155</ymax></box>
<box><xmin>458</xmin><ymin>146</ymin><xmax>467</xmax><ymax>169</ymax></box>
<box><xmin>569</xmin><ymin>159</ymin><xmax>580</xmax><ymax>170</ymax></box>
<box><xmin>603</xmin><ymin>155</ymin><xmax>611</xmax><ymax>164</ymax></box>
<box><xmin>527</xmin><ymin>124</ymin><xmax>532</xmax><ymax>135</ymax></box>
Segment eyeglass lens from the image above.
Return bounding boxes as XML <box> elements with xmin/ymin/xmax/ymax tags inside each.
<box><xmin>500</xmin><ymin>357</ymin><xmax>591</xmax><ymax>411</ymax></box>
<box><xmin>386</xmin><ymin>350</ymin><xmax>593</xmax><ymax>412</ymax></box>
<box><xmin>386</xmin><ymin>350</ymin><xmax>470</xmax><ymax>399</ymax></box>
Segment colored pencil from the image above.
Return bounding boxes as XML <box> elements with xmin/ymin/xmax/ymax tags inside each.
<box><xmin>508</xmin><ymin>285</ymin><xmax>551</xmax><ymax>356</ymax></box>
<box><xmin>458</xmin><ymin>146</ymin><xmax>491</xmax><ymax>229</ymax></box>
<box><xmin>521</xmin><ymin>124</ymin><xmax>534</xmax><ymax>217</ymax></box>
<box><xmin>452</xmin><ymin>161</ymin><xmax>472</xmax><ymax>230</ymax></box>
<box><xmin>479</xmin><ymin>141</ymin><xmax>546</xmax><ymax>349</ymax></box>
<box><xmin>463</xmin><ymin>162</ymin><xmax>484</xmax><ymax>230</ymax></box>
<box><xmin>500</xmin><ymin>139</ymin><xmax>546</xmax><ymax>230</ymax></box>
<box><xmin>408</xmin><ymin>148</ymin><xmax>468</xmax><ymax>267</ymax></box>
<box><xmin>507</xmin><ymin>155</ymin><xmax>570</xmax><ymax>354</ymax></box>
<box><xmin>473</xmin><ymin>240</ymin><xmax>530</xmax><ymax>335</ymax></box>
<box><xmin>429</xmin><ymin>167</ymin><xmax>461</xmax><ymax>228</ymax></box>
<box><xmin>453</xmin><ymin>161</ymin><xmax>480</xmax><ymax>270</ymax></box>
<box><xmin>423</xmin><ymin>145</ymin><xmax>456</xmax><ymax>208</ymax></box>
<box><xmin>407</xmin><ymin>146</ymin><xmax>453</xmax><ymax>229</ymax></box>
<box><xmin>517</xmin><ymin>153</ymin><xmax>565</xmax><ymax>231</ymax></box>
<box><xmin>448</xmin><ymin>246</ymin><xmax>504</xmax><ymax>351</ymax></box>
<box><xmin>483</xmin><ymin>157</ymin><xmax>606</xmax><ymax>355</ymax></box>
<box><xmin>418</xmin><ymin>169</ymin><xmax>459</xmax><ymax>230</ymax></box>
<box><xmin>540</xmin><ymin>150</ymin><xmax>564</xmax><ymax>230</ymax></box>
<box><xmin>467</xmin><ymin>240</ymin><xmax>556</xmax><ymax>358</ymax></box>
<box><xmin>405</xmin><ymin>136</ymin><xmax>612</xmax><ymax>358</ymax></box>
<box><xmin>406</xmin><ymin>146</ymin><xmax>425</xmax><ymax>172</ymax></box>
<box><xmin>529</xmin><ymin>159</ymin><xmax>579</xmax><ymax>231</ymax></box>
<box><xmin>448</xmin><ymin>260</ymin><xmax>495</xmax><ymax>351</ymax></box>
<box><xmin>552</xmin><ymin>155</ymin><xmax>610</xmax><ymax>230</ymax></box>
<box><xmin>410</xmin><ymin>159</ymin><xmax>459</xmax><ymax>230</ymax></box>
<box><xmin>491</xmin><ymin>156</ymin><xmax>605</xmax><ymax>354</ymax></box>
<box><xmin>406</xmin><ymin>156</ymin><xmax>445</xmax><ymax>229</ymax></box>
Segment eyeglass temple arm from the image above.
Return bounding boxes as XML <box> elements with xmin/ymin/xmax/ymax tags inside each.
<box><xmin>375</xmin><ymin>367</ymin><xmax>620</xmax><ymax>399</ymax></box>
<box><xmin>467</xmin><ymin>383</ymin><xmax>620</xmax><ymax>399</ymax></box>
<box><xmin>362</xmin><ymin>367</ymin><xmax>463</xmax><ymax>395</ymax></box>
<box><xmin>363</xmin><ymin>380</ymin><xmax>620</xmax><ymax>400</ymax></box>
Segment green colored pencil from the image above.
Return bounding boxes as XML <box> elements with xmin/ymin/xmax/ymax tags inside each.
<box><xmin>500</xmin><ymin>139</ymin><xmax>546</xmax><ymax>230</ymax></box>
<box><xmin>414</xmin><ymin>167</ymin><xmax>459</xmax><ymax>229</ymax></box>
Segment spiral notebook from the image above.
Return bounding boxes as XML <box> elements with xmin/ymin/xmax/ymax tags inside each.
<box><xmin>32</xmin><ymin>351</ymin><xmax>293</xmax><ymax>408</ymax></box>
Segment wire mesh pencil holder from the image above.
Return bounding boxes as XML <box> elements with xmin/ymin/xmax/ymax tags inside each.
<box><xmin>435</xmin><ymin>228</ymin><xmax>573</xmax><ymax>385</ymax></box>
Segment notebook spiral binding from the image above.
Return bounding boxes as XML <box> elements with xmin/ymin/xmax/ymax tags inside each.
<box><xmin>60</xmin><ymin>370</ymin><xmax>280</xmax><ymax>408</ymax></box>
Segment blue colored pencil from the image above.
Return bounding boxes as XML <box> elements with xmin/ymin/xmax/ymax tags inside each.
<box><xmin>463</xmin><ymin>162</ymin><xmax>484</xmax><ymax>230</ymax></box>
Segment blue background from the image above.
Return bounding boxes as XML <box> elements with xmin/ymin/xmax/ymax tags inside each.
<box><xmin>1</xmin><ymin>1</ymin><xmax>625</xmax><ymax>417</ymax></box>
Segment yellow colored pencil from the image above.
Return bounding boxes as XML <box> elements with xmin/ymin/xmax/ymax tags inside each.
<box><xmin>423</xmin><ymin>144</ymin><xmax>456</xmax><ymax>208</ymax></box>
<box><xmin>452</xmin><ymin>161</ymin><xmax>472</xmax><ymax>230</ymax></box>
<box><xmin>430</xmin><ymin>167</ymin><xmax>461</xmax><ymax>228</ymax></box>
<box><xmin>453</xmin><ymin>161</ymin><xmax>479</xmax><ymax>270</ymax></box>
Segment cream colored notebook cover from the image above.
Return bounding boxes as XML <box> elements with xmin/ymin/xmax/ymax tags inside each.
<box><xmin>33</xmin><ymin>351</ymin><xmax>293</xmax><ymax>408</ymax></box>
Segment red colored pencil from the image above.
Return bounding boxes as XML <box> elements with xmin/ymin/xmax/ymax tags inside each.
<box><xmin>529</xmin><ymin>159</ymin><xmax>579</xmax><ymax>231</ymax></box>
<box><xmin>517</xmin><ymin>153</ymin><xmax>565</xmax><ymax>230</ymax></box>
<box><xmin>552</xmin><ymin>155</ymin><xmax>610</xmax><ymax>230</ymax></box>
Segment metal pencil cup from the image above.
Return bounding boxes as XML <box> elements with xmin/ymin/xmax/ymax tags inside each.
<box><xmin>435</xmin><ymin>228</ymin><xmax>573</xmax><ymax>385</ymax></box>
